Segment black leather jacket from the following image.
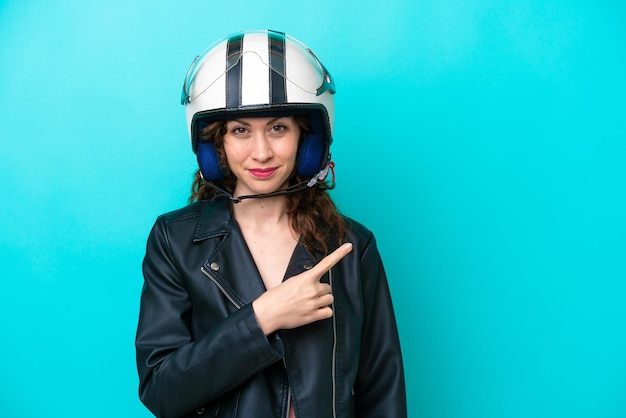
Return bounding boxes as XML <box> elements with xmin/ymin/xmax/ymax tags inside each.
<box><xmin>136</xmin><ymin>199</ymin><xmax>406</xmax><ymax>418</ymax></box>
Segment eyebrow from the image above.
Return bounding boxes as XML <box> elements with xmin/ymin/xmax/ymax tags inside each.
<box><xmin>229</xmin><ymin>117</ymin><xmax>288</xmax><ymax>126</ymax></box>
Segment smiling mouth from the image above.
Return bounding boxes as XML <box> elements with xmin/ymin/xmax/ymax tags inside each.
<box><xmin>248</xmin><ymin>168</ymin><xmax>277</xmax><ymax>178</ymax></box>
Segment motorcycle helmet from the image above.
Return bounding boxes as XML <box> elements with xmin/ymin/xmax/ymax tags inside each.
<box><xmin>181</xmin><ymin>29</ymin><xmax>336</xmax><ymax>182</ymax></box>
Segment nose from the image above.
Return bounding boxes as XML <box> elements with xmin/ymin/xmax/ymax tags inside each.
<box><xmin>250</xmin><ymin>132</ymin><xmax>273</xmax><ymax>162</ymax></box>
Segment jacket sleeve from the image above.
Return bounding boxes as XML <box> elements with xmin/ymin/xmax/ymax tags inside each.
<box><xmin>135</xmin><ymin>216</ymin><xmax>284</xmax><ymax>418</ymax></box>
<box><xmin>354</xmin><ymin>232</ymin><xmax>408</xmax><ymax>417</ymax></box>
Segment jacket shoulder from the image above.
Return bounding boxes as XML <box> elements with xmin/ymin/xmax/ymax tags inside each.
<box><xmin>157</xmin><ymin>201</ymin><xmax>206</xmax><ymax>224</ymax></box>
<box><xmin>343</xmin><ymin>215</ymin><xmax>375</xmax><ymax>245</ymax></box>
<box><xmin>153</xmin><ymin>199</ymin><xmax>232</xmax><ymax>243</ymax></box>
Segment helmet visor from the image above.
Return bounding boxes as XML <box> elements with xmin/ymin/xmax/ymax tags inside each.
<box><xmin>181</xmin><ymin>30</ymin><xmax>335</xmax><ymax>106</ymax></box>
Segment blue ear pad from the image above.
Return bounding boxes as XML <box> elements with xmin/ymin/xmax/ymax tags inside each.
<box><xmin>296</xmin><ymin>134</ymin><xmax>326</xmax><ymax>177</ymax></box>
<box><xmin>197</xmin><ymin>141</ymin><xmax>225</xmax><ymax>181</ymax></box>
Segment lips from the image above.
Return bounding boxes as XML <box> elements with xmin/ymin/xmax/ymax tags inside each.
<box><xmin>248</xmin><ymin>168</ymin><xmax>277</xmax><ymax>178</ymax></box>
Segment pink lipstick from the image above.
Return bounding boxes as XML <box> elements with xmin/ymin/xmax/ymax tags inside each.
<box><xmin>248</xmin><ymin>168</ymin><xmax>277</xmax><ymax>178</ymax></box>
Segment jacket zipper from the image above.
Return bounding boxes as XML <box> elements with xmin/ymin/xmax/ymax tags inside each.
<box><xmin>329</xmin><ymin>268</ymin><xmax>337</xmax><ymax>418</ymax></box>
<box><xmin>285</xmin><ymin>389</ymin><xmax>291</xmax><ymax>418</ymax></box>
<box><xmin>201</xmin><ymin>266</ymin><xmax>241</xmax><ymax>309</ymax></box>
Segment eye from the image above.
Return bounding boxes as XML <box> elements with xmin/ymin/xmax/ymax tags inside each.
<box><xmin>269</xmin><ymin>123</ymin><xmax>292</xmax><ymax>136</ymax></box>
<box><xmin>230</xmin><ymin>126</ymin><xmax>249</xmax><ymax>136</ymax></box>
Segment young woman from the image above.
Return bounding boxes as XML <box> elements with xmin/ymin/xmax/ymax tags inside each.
<box><xmin>136</xmin><ymin>30</ymin><xmax>406</xmax><ymax>418</ymax></box>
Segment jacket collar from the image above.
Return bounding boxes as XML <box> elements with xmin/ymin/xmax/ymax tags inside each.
<box><xmin>191</xmin><ymin>196</ymin><xmax>324</xmax><ymax>263</ymax></box>
<box><xmin>192</xmin><ymin>198</ymin><xmax>234</xmax><ymax>243</ymax></box>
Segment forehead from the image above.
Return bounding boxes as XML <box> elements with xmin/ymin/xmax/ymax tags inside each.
<box><xmin>227</xmin><ymin>116</ymin><xmax>295</xmax><ymax>125</ymax></box>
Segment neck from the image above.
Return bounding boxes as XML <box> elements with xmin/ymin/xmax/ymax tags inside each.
<box><xmin>232</xmin><ymin>195</ymin><xmax>290</xmax><ymax>230</ymax></box>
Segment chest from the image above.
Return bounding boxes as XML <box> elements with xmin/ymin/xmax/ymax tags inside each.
<box><xmin>242</xmin><ymin>230</ymin><xmax>299</xmax><ymax>290</ymax></box>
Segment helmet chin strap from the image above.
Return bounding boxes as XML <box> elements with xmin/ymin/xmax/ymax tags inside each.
<box><xmin>201</xmin><ymin>163</ymin><xmax>332</xmax><ymax>204</ymax></box>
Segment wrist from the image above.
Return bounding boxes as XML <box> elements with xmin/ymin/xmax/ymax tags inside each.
<box><xmin>252</xmin><ymin>298</ymin><xmax>279</xmax><ymax>336</ymax></box>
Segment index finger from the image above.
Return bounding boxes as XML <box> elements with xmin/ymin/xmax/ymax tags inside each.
<box><xmin>313</xmin><ymin>243</ymin><xmax>353</xmax><ymax>274</ymax></box>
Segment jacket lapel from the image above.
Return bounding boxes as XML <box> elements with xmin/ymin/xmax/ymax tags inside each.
<box><xmin>205</xmin><ymin>221</ymin><xmax>268</xmax><ymax>307</ymax></box>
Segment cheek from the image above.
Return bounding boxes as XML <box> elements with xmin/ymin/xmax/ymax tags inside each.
<box><xmin>284</xmin><ymin>135</ymin><xmax>300</xmax><ymax>162</ymax></box>
<box><xmin>222</xmin><ymin>140</ymin><xmax>243</xmax><ymax>162</ymax></box>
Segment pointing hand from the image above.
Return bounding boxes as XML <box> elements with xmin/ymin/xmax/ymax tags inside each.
<box><xmin>252</xmin><ymin>243</ymin><xmax>353</xmax><ymax>335</ymax></box>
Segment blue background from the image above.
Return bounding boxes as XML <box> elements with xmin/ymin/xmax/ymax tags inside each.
<box><xmin>1</xmin><ymin>1</ymin><xmax>625</xmax><ymax>417</ymax></box>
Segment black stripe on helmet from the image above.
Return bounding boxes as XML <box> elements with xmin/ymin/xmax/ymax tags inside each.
<box><xmin>225</xmin><ymin>32</ymin><xmax>244</xmax><ymax>108</ymax></box>
<box><xmin>268</xmin><ymin>30</ymin><xmax>287</xmax><ymax>104</ymax></box>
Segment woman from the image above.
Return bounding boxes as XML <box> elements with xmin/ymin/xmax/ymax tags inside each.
<box><xmin>136</xmin><ymin>30</ymin><xmax>406</xmax><ymax>418</ymax></box>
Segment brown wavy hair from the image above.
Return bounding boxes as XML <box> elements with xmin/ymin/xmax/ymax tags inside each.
<box><xmin>189</xmin><ymin>116</ymin><xmax>346</xmax><ymax>254</ymax></box>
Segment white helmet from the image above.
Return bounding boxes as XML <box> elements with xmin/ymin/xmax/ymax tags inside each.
<box><xmin>181</xmin><ymin>30</ymin><xmax>336</xmax><ymax>182</ymax></box>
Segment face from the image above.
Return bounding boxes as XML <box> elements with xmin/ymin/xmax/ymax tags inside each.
<box><xmin>223</xmin><ymin>116</ymin><xmax>300</xmax><ymax>197</ymax></box>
